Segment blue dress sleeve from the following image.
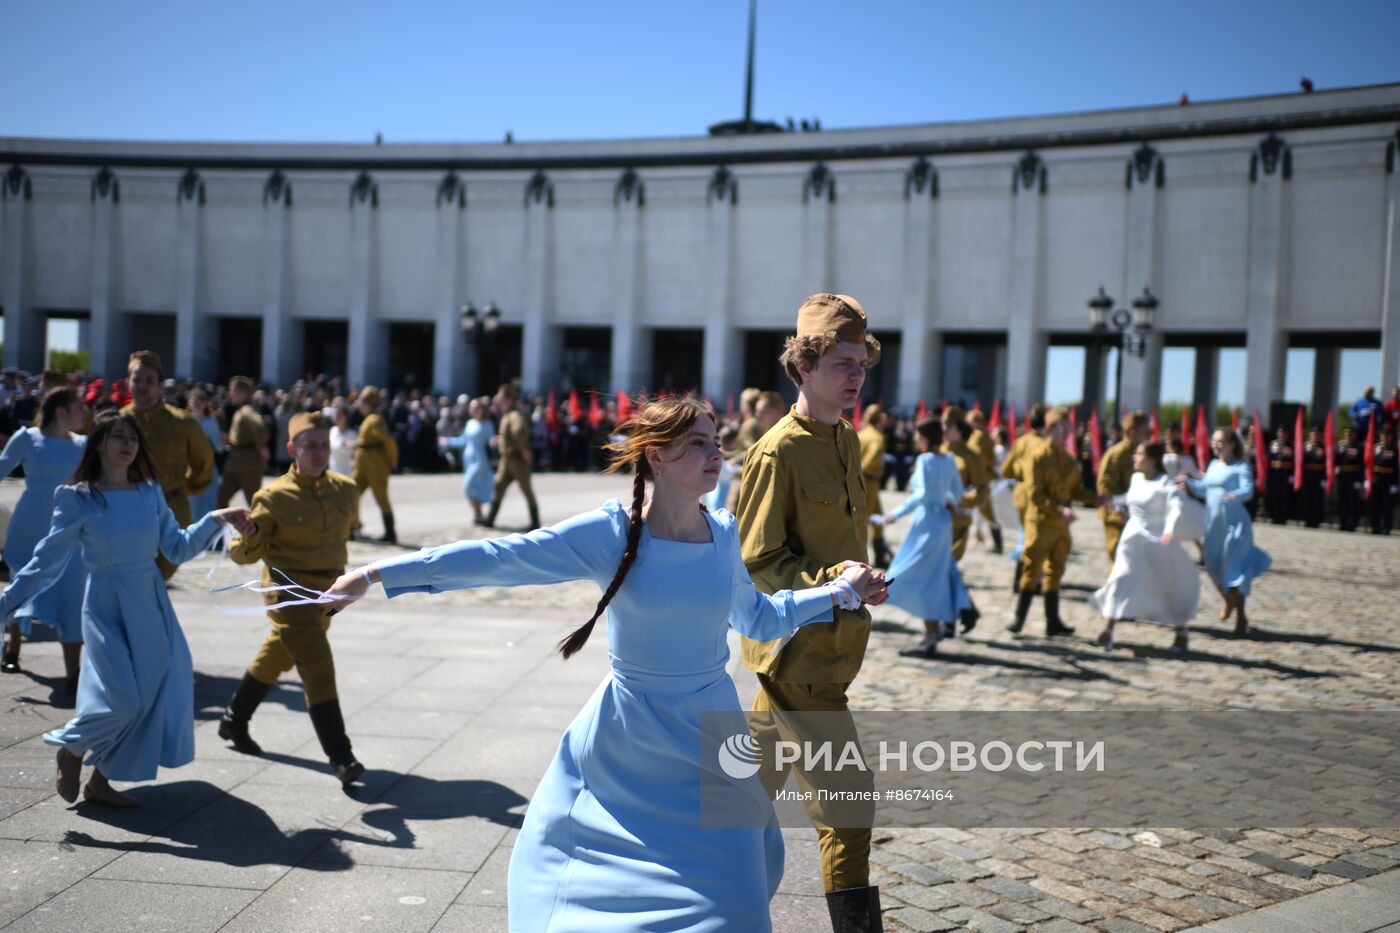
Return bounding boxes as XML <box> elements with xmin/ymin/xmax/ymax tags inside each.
<box><xmin>376</xmin><ymin>500</ymin><xmax>627</xmax><ymax>598</ymax></box>
<box><xmin>154</xmin><ymin>483</ymin><xmax>225</xmax><ymax>563</ymax></box>
<box><xmin>725</xmin><ymin>518</ymin><xmax>834</xmax><ymax>640</ymax></box>
<box><xmin>0</xmin><ymin>484</ymin><xmax>84</xmax><ymax>618</ymax></box>
<box><xmin>1231</xmin><ymin>462</ymin><xmax>1255</xmax><ymax>502</ymax></box>
<box><xmin>889</xmin><ymin>454</ymin><xmax>929</xmax><ymax>521</ymax></box>
<box><xmin>442</xmin><ymin>434</ymin><xmax>467</xmax><ymax>451</ymax></box>
<box><xmin>0</xmin><ymin>428</ymin><xmax>33</xmax><ymax>480</ymax></box>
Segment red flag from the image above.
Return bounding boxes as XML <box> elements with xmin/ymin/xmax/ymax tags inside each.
<box><xmin>1253</xmin><ymin>408</ymin><xmax>1268</xmax><ymax>487</ymax></box>
<box><xmin>725</xmin><ymin>393</ymin><xmax>734</xmax><ymax>422</ymax></box>
<box><xmin>1231</xmin><ymin>408</ymin><xmax>1240</xmax><ymax>432</ymax></box>
<box><xmin>852</xmin><ymin>401</ymin><xmax>862</xmax><ymax>430</ymax></box>
<box><xmin>567</xmin><ymin>388</ymin><xmax>582</xmax><ymax>423</ymax></box>
<box><xmin>916</xmin><ymin>400</ymin><xmax>927</xmax><ymax>419</ymax></box>
<box><xmin>1008</xmin><ymin>402</ymin><xmax>1018</xmax><ymax>448</ymax></box>
<box><xmin>1067</xmin><ymin>407</ymin><xmax>1079</xmax><ymax>458</ymax></box>
<box><xmin>546</xmin><ymin>387</ymin><xmax>559</xmax><ymax>435</ymax></box>
<box><xmin>1292</xmin><ymin>407</ymin><xmax>1304</xmax><ymax>492</ymax></box>
<box><xmin>1088</xmin><ymin>406</ymin><xmax>1103</xmax><ymax>475</ymax></box>
<box><xmin>588</xmin><ymin>394</ymin><xmax>603</xmax><ymax>429</ymax></box>
<box><xmin>988</xmin><ymin>401</ymin><xmax>1002</xmax><ymax>431</ymax></box>
<box><xmin>1195</xmin><ymin>408</ymin><xmax>1211</xmax><ymax>469</ymax></box>
<box><xmin>1324</xmin><ymin>410</ymin><xmax>1337</xmax><ymax>494</ymax></box>
<box><xmin>1364</xmin><ymin>413</ymin><xmax>1376</xmax><ymax>499</ymax></box>
<box><xmin>972</xmin><ymin>399</ymin><xmax>982</xmax><ymax>413</ymax></box>
<box><xmin>1150</xmin><ymin>408</ymin><xmax>1160</xmax><ymax>442</ymax></box>
<box><xmin>1182</xmin><ymin>407</ymin><xmax>1193</xmax><ymax>451</ymax></box>
<box><xmin>617</xmin><ymin>390</ymin><xmax>632</xmax><ymax>424</ymax></box>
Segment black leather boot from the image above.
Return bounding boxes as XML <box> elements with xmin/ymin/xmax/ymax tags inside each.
<box><xmin>1</xmin><ymin>650</ymin><xmax>19</xmax><ymax>674</ymax></box>
<box><xmin>379</xmin><ymin>512</ymin><xmax>397</xmax><ymax>544</ymax></box>
<box><xmin>527</xmin><ymin>502</ymin><xmax>541</xmax><ymax>532</ymax></box>
<box><xmin>959</xmin><ymin>595</ymin><xmax>980</xmax><ymax>634</ymax></box>
<box><xmin>1044</xmin><ymin>590</ymin><xmax>1075</xmax><ymax>636</ymax></box>
<box><xmin>871</xmin><ymin>537</ymin><xmax>891</xmax><ymax>570</ymax></box>
<box><xmin>308</xmin><ymin>699</ymin><xmax>365</xmax><ymax>786</ymax></box>
<box><xmin>826</xmin><ymin>885</ymin><xmax>883</xmax><ymax>933</ymax></box>
<box><xmin>218</xmin><ymin>672</ymin><xmax>273</xmax><ymax>755</ymax></box>
<box><xmin>1007</xmin><ymin>588</ymin><xmax>1034</xmax><ymax>634</ymax></box>
<box><xmin>990</xmin><ymin>526</ymin><xmax>1004</xmax><ymax>554</ymax></box>
<box><xmin>482</xmin><ymin>496</ymin><xmax>502</xmax><ymax>529</ymax></box>
<box><xmin>1011</xmin><ymin>564</ymin><xmax>1021</xmax><ymax>594</ymax></box>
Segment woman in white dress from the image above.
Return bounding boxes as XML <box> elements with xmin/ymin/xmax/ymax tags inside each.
<box><xmin>328</xmin><ymin>402</ymin><xmax>357</xmax><ymax>476</ymax></box>
<box><xmin>1089</xmin><ymin>441</ymin><xmax>1206</xmax><ymax>654</ymax></box>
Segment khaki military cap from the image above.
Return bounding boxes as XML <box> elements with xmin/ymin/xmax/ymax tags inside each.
<box><xmin>1044</xmin><ymin>406</ymin><xmax>1070</xmax><ymax>427</ymax></box>
<box><xmin>229</xmin><ymin>375</ymin><xmax>255</xmax><ymax>392</ymax></box>
<box><xmin>289</xmin><ymin>411</ymin><xmax>328</xmax><ymax>440</ymax></box>
<box><xmin>796</xmin><ymin>294</ymin><xmax>868</xmax><ymax>344</ymax></box>
<box><xmin>1121</xmin><ymin>410</ymin><xmax>1149</xmax><ymax>431</ymax></box>
<box><xmin>128</xmin><ymin>350</ymin><xmax>163</xmax><ymax>375</ymax></box>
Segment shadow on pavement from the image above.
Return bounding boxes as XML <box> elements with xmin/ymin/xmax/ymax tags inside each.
<box><xmin>193</xmin><ymin>671</ymin><xmax>308</xmax><ymax>720</ymax></box>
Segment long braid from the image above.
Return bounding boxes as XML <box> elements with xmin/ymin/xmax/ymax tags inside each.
<box><xmin>557</xmin><ymin>466</ymin><xmax>648</xmax><ymax>659</ymax></box>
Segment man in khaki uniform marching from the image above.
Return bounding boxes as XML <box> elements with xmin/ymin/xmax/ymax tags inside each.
<box><xmin>967</xmin><ymin>409</ymin><xmax>1003</xmax><ymax>553</ymax></box>
<box><xmin>724</xmin><ymin>390</ymin><xmax>785</xmax><ymax>513</ymax></box>
<box><xmin>1097</xmin><ymin>410</ymin><xmax>1150</xmax><ymax>562</ymax></box>
<box><xmin>352</xmin><ymin>386</ymin><xmax>399</xmax><ymax>542</ymax></box>
<box><xmin>737</xmin><ymin>293</ymin><xmax>889</xmax><ymax>932</ymax></box>
<box><xmin>484</xmin><ymin>392</ymin><xmax>540</xmax><ymax>531</ymax></box>
<box><xmin>122</xmin><ymin>350</ymin><xmax>215</xmax><ymax>581</ymax></box>
<box><xmin>857</xmin><ymin>404</ymin><xmax>890</xmax><ymax>568</ymax></box>
<box><xmin>1000</xmin><ymin>403</ymin><xmax>1048</xmax><ymax>592</ymax></box>
<box><xmin>942</xmin><ymin>406</ymin><xmax>989</xmax><ymax>561</ymax></box>
<box><xmin>220</xmin><ymin>412</ymin><xmax>365</xmax><ymax>786</ymax></box>
<box><xmin>217</xmin><ymin>375</ymin><xmax>268</xmax><ymax>508</ymax></box>
<box><xmin>1006</xmin><ymin>408</ymin><xmax>1102</xmax><ymax>636</ymax></box>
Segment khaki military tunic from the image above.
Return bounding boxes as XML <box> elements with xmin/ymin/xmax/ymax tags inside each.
<box><xmin>217</xmin><ymin>403</ymin><xmax>269</xmax><ymax>508</ymax></box>
<box><xmin>230</xmin><ymin>465</ymin><xmax>358</xmax><ymax>705</ymax></box>
<box><xmin>723</xmin><ymin>416</ymin><xmax>768</xmax><ymax>511</ymax></box>
<box><xmin>857</xmin><ymin>423</ymin><xmax>886</xmax><ymax>545</ymax></box>
<box><xmin>1018</xmin><ymin>441</ymin><xmax>1096</xmax><ymax>592</ymax></box>
<box><xmin>1097</xmin><ymin>438</ymin><xmax>1135</xmax><ymax>561</ymax></box>
<box><xmin>944</xmin><ymin>439</ymin><xmax>989</xmax><ymax>560</ymax></box>
<box><xmin>968</xmin><ymin>428</ymin><xmax>998</xmax><ymax>523</ymax></box>
<box><xmin>492</xmin><ymin>409</ymin><xmax>538</xmax><ymax>512</ymax></box>
<box><xmin>352</xmin><ymin>412</ymin><xmax>398</xmax><ymax>516</ymax></box>
<box><xmin>1001</xmin><ymin>432</ymin><xmax>1044</xmax><ymax>520</ymax></box>
<box><xmin>123</xmin><ymin>401</ymin><xmax>215</xmax><ymax>580</ymax></box>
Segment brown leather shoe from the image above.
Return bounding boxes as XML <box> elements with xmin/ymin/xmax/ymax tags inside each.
<box><xmin>55</xmin><ymin>748</ymin><xmax>81</xmax><ymax>803</ymax></box>
<box><xmin>83</xmin><ymin>772</ymin><xmax>138</xmax><ymax>807</ymax></box>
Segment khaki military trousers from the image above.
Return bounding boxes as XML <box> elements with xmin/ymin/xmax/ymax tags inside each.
<box><xmin>353</xmin><ymin>462</ymin><xmax>394</xmax><ymax>517</ymax></box>
<box><xmin>751</xmin><ymin>676</ymin><xmax>872</xmax><ymax>893</ymax></box>
<box><xmin>247</xmin><ymin>570</ymin><xmax>340</xmax><ymax>706</ymax></box>
<box><xmin>492</xmin><ymin>457</ymin><xmax>538</xmax><ymax>511</ymax></box>
<box><xmin>1018</xmin><ymin>516</ymin><xmax>1071</xmax><ymax>592</ymax></box>
<box><xmin>1101</xmin><ymin>510</ymin><xmax>1127</xmax><ymax>563</ymax></box>
<box><xmin>864</xmin><ymin>479</ymin><xmax>884</xmax><ymax>545</ymax></box>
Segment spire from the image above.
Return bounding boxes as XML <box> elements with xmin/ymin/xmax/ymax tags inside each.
<box><xmin>742</xmin><ymin>0</ymin><xmax>756</xmax><ymax>125</ymax></box>
<box><xmin>708</xmin><ymin>0</ymin><xmax>783</xmax><ymax>136</ymax></box>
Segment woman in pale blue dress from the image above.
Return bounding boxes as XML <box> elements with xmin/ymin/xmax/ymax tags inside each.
<box><xmin>0</xmin><ymin>387</ymin><xmax>89</xmax><ymax>689</ymax></box>
<box><xmin>1178</xmin><ymin>428</ymin><xmax>1271</xmax><ymax>636</ymax></box>
<box><xmin>441</xmin><ymin>397</ymin><xmax>496</xmax><ymax>525</ymax></box>
<box><xmin>0</xmin><ymin>411</ymin><xmax>253</xmax><ymax>806</ymax></box>
<box><xmin>881</xmin><ymin>417</ymin><xmax>974</xmax><ymax>657</ymax></box>
<box><xmin>186</xmin><ymin>386</ymin><xmax>224</xmax><ymax>527</ymax></box>
<box><xmin>326</xmin><ymin>395</ymin><xmax>885</xmax><ymax>933</ymax></box>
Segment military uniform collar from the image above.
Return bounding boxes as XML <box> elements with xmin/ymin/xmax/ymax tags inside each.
<box><xmin>787</xmin><ymin>405</ymin><xmax>842</xmax><ymax>439</ymax></box>
<box><xmin>289</xmin><ymin>463</ymin><xmax>328</xmax><ymax>490</ymax></box>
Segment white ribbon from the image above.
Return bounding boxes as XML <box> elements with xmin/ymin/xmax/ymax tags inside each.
<box><xmin>210</xmin><ymin>567</ymin><xmax>356</xmax><ymax>614</ymax></box>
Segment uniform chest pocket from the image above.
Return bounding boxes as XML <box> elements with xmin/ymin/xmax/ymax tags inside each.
<box><xmin>802</xmin><ymin>481</ymin><xmax>846</xmax><ymax>507</ymax></box>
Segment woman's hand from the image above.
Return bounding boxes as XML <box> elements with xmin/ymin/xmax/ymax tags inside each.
<box><xmin>1160</xmin><ymin>531</ymin><xmax>1174</xmax><ymax>546</ymax></box>
<box><xmin>212</xmin><ymin>508</ymin><xmax>257</xmax><ymax>536</ymax></box>
<box><xmin>839</xmin><ymin>562</ymin><xmax>889</xmax><ymax>606</ymax></box>
<box><xmin>324</xmin><ymin>566</ymin><xmax>378</xmax><ymax>617</ymax></box>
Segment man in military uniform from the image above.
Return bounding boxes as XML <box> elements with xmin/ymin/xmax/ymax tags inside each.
<box><xmin>942</xmin><ymin>406</ymin><xmax>989</xmax><ymax>561</ymax></box>
<box><xmin>1001</xmin><ymin>403</ymin><xmax>1048</xmax><ymax>593</ymax></box>
<box><xmin>1097</xmin><ymin>411</ymin><xmax>1151</xmax><ymax>562</ymax></box>
<box><xmin>352</xmin><ymin>385</ymin><xmax>399</xmax><ymax>542</ymax></box>
<box><xmin>737</xmin><ymin>293</ymin><xmax>888</xmax><ymax>931</ymax></box>
<box><xmin>122</xmin><ymin>350</ymin><xmax>215</xmax><ymax>581</ymax></box>
<box><xmin>725</xmin><ymin>390</ymin><xmax>786</xmax><ymax>513</ymax></box>
<box><xmin>220</xmin><ymin>412</ymin><xmax>365</xmax><ymax>786</ymax></box>
<box><xmin>1006</xmin><ymin>408</ymin><xmax>1101</xmax><ymax>636</ymax></box>
<box><xmin>1336</xmin><ymin>427</ymin><xmax>1365</xmax><ymax>532</ymax></box>
<box><xmin>967</xmin><ymin>409</ymin><xmax>1003</xmax><ymax>553</ymax></box>
<box><xmin>484</xmin><ymin>391</ymin><xmax>540</xmax><ymax>531</ymax></box>
<box><xmin>1301</xmin><ymin>426</ymin><xmax>1328</xmax><ymax>527</ymax></box>
<box><xmin>217</xmin><ymin>375</ymin><xmax>269</xmax><ymax>508</ymax></box>
<box><xmin>857</xmin><ymin>403</ymin><xmax>891</xmax><ymax>568</ymax></box>
<box><xmin>1371</xmin><ymin>425</ymin><xmax>1397</xmax><ymax>535</ymax></box>
<box><xmin>1265</xmin><ymin>425</ymin><xmax>1296</xmax><ymax>524</ymax></box>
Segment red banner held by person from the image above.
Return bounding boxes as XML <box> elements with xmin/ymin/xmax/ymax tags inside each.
<box><xmin>1195</xmin><ymin>407</ymin><xmax>1211</xmax><ymax>469</ymax></box>
<box><xmin>988</xmin><ymin>400</ymin><xmax>1002</xmax><ymax>431</ymax></box>
<box><xmin>1364</xmin><ymin>413</ymin><xmax>1376</xmax><ymax>499</ymax></box>
<box><xmin>1181</xmin><ymin>407</ymin><xmax>1193</xmax><ymax>452</ymax></box>
<box><xmin>1253</xmin><ymin>409</ymin><xmax>1268</xmax><ymax>487</ymax></box>
<box><xmin>546</xmin><ymin>387</ymin><xmax>560</xmax><ymax>435</ymax></box>
<box><xmin>1089</xmin><ymin>407</ymin><xmax>1103</xmax><ymax>475</ymax></box>
<box><xmin>588</xmin><ymin>394</ymin><xmax>603</xmax><ymax>430</ymax></box>
<box><xmin>1292</xmin><ymin>407</ymin><xmax>1305</xmax><ymax>492</ymax></box>
<box><xmin>617</xmin><ymin>390</ymin><xmax>633</xmax><ymax>425</ymax></box>
<box><xmin>1324</xmin><ymin>409</ymin><xmax>1337</xmax><ymax>494</ymax></box>
<box><xmin>1067</xmin><ymin>406</ymin><xmax>1079</xmax><ymax>458</ymax></box>
<box><xmin>1150</xmin><ymin>408</ymin><xmax>1160</xmax><ymax>442</ymax></box>
<box><xmin>567</xmin><ymin>388</ymin><xmax>582</xmax><ymax>423</ymax></box>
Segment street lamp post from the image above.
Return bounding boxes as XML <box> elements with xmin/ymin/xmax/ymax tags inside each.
<box><xmin>460</xmin><ymin>302</ymin><xmax>501</xmax><ymax>396</ymax></box>
<box><xmin>1088</xmin><ymin>286</ymin><xmax>1158</xmax><ymax>424</ymax></box>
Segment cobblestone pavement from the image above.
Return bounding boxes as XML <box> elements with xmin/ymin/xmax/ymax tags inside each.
<box><xmin>0</xmin><ymin>473</ymin><xmax>1396</xmax><ymax>931</ymax></box>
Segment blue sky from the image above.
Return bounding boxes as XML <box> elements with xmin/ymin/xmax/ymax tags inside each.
<box><xmin>12</xmin><ymin>0</ymin><xmax>1397</xmax><ymax>402</ymax></box>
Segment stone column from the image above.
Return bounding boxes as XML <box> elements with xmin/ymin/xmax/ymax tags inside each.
<box><xmin>520</xmin><ymin>171</ymin><xmax>558</xmax><ymax>394</ymax></box>
<box><xmin>1119</xmin><ymin>144</ymin><xmax>1165</xmax><ymax>411</ymax></box>
<box><xmin>260</xmin><ymin>171</ymin><xmax>294</xmax><ymax>385</ymax></box>
<box><xmin>433</xmin><ymin>172</ymin><xmax>468</xmax><ymax>396</ymax></box>
<box><xmin>1244</xmin><ymin>134</ymin><xmax>1291</xmax><ymax>417</ymax></box>
<box><xmin>801</xmin><ymin>163</ymin><xmax>835</xmax><ymax>293</ymax></box>
<box><xmin>174</xmin><ymin>169</ymin><xmax>212</xmax><ymax>380</ymax></box>
<box><xmin>1005</xmin><ymin>152</ymin><xmax>1047</xmax><ymax>406</ymax></box>
<box><xmin>1193</xmin><ymin>345</ymin><xmax>1220</xmax><ymax>417</ymax></box>
<box><xmin>701</xmin><ymin>167</ymin><xmax>738</xmax><ymax>401</ymax></box>
<box><xmin>346</xmin><ymin>171</ymin><xmax>379</xmax><ymax>387</ymax></box>
<box><xmin>1311</xmin><ymin>346</ymin><xmax>1340</xmax><ymax>419</ymax></box>
<box><xmin>88</xmin><ymin>167</ymin><xmax>124</xmax><ymax>378</ymax></box>
<box><xmin>610</xmin><ymin>169</ymin><xmax>646</xmax><ymax>394</ymax></box>
<box><xmin>1</xmin><ymin>165</ymin><xmax>43</xmax><ymax>372</ymax></box>
<box><xmin>897</xmin><ymin>158</ymin><xmax>938</xmax><ymax>409</ymax></box>
<box><xmin>1381</xmin><ymin>134</ymin><xmax>1400</xmax><ymax>388</ymax></box>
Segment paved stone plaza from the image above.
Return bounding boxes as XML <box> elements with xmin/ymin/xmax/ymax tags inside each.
<box><xmin>0</xmin><ymin>472</ymin><xmax>1396</xmax><ymax>932</ymax></box>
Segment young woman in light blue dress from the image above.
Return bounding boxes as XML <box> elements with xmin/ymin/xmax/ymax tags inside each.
<box><xmin>0</xmin><ymin>387</ymin><xmax>89</xmax><ymax>689</ymax></box>
<box><xmin>0</xmin><ymin>410</ymin><xmax>254</xmax><ymax>806</ymax></box>
<box><xmin>881</xmin><ymin>417</ymin><xmax>975</xmax><ymax>657</ymax></box>
<box><xmin>325</xmin><ymin>395</ymin><xmax>887</xmax><ymax>933</ymax></box>
<box><xmin>1178</xmin><ymin>428</ymin><xmax>1271</xmax><ymax>636</ymax></box>
<box><xmin>440</xmin><ymin>397</ymin><xmax>497</xmax><ymax>525</ymax></box>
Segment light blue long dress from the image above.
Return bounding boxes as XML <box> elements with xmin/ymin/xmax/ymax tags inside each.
<box><xmin>0</xmin><ymin>427</ymin><xmax>88</xmax><ymax>642</ymax></box>
<box><xmin>375</xmin><ymin>500</ymin><xmax>836</xmax><ymax>933</ymax></box>
<box><xmin>1186</xmin><ymin>459</ymin><xmax>1271</xmax><ymax>595</ymax></box>
<box><xmin>443</xmin><ymin>418</ymin><xmax>496</xmax><ymax>503</ymax></box>
<box><xmin>884</xmin><ymin>451</ymin><xmax>973</xmax><ymax>622</ymax></box>
<box><xmin>188</xmin><ymin>414</ymin><xmax>222</xmax><ymax>522</ymax></box>
<box><xmin>0</xmin><ymin>481</ymin><xmax>223</xmax><ymax>781</ymax></box>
